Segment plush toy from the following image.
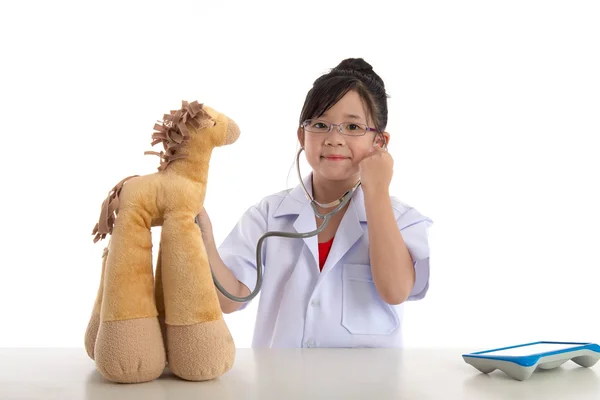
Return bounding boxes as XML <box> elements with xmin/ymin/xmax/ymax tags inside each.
<box><xmin>84</xmin><ymin>100</ymin><xmax>240</xmax><ymax>384</ymax></box>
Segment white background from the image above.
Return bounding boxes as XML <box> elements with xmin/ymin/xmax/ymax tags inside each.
<box><xmin>1</xmin><ymin>0</ymin><xmax>598</xmax><ymax>350</ymax></box>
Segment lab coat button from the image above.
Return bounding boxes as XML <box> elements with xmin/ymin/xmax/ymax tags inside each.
<box><xmin>311</xmin><ymin>300</ymin><xmax>320</xmax><ymax>307</ymax></box>
<box><xmin>305</xmin><ymin>339</ymin><xmax>315</xmax><ymax>347</ymax></box>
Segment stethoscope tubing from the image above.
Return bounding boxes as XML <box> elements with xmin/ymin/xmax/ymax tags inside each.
<box><xmin>202</xmin><ymin>147</ymin><xmax>358</xmax><ymax>303</ymax></box>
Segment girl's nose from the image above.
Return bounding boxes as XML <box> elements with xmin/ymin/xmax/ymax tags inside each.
<box><xmin>324</xmin><ymin>128</ymin><xmax>346</xmax><ymax>146</ymax></box>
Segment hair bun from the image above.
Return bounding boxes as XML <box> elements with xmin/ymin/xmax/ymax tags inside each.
<box><xmin>334</xmin><ymin>58</ymin><xmax>374</xmax><ymax>74</ymax></box>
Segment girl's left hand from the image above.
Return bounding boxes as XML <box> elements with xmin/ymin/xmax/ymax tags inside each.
<box><xmin>358</xmin><ymin>145</ymin><xmax>393</xmax><ymax>195</ymax></box>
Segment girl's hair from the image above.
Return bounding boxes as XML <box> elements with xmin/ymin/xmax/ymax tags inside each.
<box><xmin>298</xmin><ymin>58</ymin><xmax>389</xmax><ymax>132</ymax></box>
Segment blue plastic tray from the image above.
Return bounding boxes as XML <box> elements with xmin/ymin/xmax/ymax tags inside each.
<box><xmin>462</xmin><ymin>341</ymin><xmax>600</xmax><ymax>381</ymax></box>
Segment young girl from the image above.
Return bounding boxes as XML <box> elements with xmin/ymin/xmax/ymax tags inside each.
<box><xmin>197</xmin><ymin>58</ymin><xmax>433</xmax><ymax>348</ymax></box>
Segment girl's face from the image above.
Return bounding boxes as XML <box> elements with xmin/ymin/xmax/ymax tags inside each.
<box><xmin>298</xmin><ymin>90</ymin><xmax>388</xmax><ymax>183</ymax></box>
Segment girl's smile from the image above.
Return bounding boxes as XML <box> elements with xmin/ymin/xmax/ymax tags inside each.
<box><xmin>322</xmin><ymin>155</ymin><xmax>350</xmax><ymax>161</ymax></box>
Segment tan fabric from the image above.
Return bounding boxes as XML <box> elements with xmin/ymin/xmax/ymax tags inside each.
<box><xmin>84</xmin><ymin>245</ymin><xmax>108</xmax><ymax>359</ymax></box>
<box><xmin>166</xmin><ymin>319</ymin><xmax>235</xmax><ymax>381</ymax></box>
<box><xmin>94</xmin><ymin>318</ymin><xmax>166</xmax><ymax>383</ymax></box>
<box><xmin>160</xmin><ymin>211</ymin><xmax>222</xmax><ymax>326</ymax></box>
<box><xmin>84</xmin><ymin>101</ymin><xmax>240</xmax><ymax>383</ymax></box>
<box><xmin>154</xmin><ymin>244</ymin><xmax>168</xmax><ymax>353</ymax></box>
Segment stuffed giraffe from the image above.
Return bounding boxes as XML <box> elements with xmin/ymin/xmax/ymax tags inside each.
<box><xmin>84</xmin><ymin>101</ymin><xmax>239</xmax><ymax>384</ymax></box>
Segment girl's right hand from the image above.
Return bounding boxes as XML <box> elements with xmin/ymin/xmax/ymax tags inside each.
<box><xmin>195</xmin><ymin>207</ymin><xmax>214</xmax><ymax>244</ymax></box>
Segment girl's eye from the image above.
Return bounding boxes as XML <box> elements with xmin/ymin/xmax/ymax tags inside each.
<box><xmin>314</xmin><ymin>122</ymin><xmax>327</xmax><ymax>129</ymax></box>
<box><xmin>346</xmin><ymin>124</ymin><xmax>359</xmax><ymax>130</ymax></box>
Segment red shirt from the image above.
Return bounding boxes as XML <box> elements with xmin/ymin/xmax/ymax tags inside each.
<box><xmin>318</xmin><ymin>237</ymin><xmax>334</xmax><ymax>271</ymax></box>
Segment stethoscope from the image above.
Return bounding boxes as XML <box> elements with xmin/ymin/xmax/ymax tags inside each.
<box><xmin>200</xmin><ymin>133</ymin><xmax>387</xmax><ymax>303</ymax></box>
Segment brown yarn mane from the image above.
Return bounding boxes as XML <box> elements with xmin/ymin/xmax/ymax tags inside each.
<box><xmin>144</xmin><ymin>100</ymin><xmax>213</xmax><ymax>171</ymax></box>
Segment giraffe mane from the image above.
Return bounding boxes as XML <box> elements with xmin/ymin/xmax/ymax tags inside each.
<box><xmin>144</xmin><ymin>100</ymin><xmax>215</xmax><ymax>171</ymax></box>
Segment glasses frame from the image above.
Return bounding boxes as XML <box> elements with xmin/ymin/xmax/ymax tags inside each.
<box><xmin>300</xmin><ymin>118</ymin><xmax>380</xmax><ymax>137</ymax></box>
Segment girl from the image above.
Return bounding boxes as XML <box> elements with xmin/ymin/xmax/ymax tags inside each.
<box><xmin>197</xmin><ymin>58</ymin><xmax>433</xmax><ymax>348</ymax></box>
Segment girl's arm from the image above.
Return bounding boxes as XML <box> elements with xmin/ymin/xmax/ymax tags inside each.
<box><xmin>364</xmin><ymin>189</ymin><xmax>415</xmax><ymax>305</ymax></box>
<box><xmin>204</xmin><ymin>238</ymin><xmax>251</xmax><ymax>314</ymax></box>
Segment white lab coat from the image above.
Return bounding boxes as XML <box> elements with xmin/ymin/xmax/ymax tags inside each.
<box><xmin>218</xmin><ymin>172</ymin><xmax>433</xmax><ymax>348</ymax></box>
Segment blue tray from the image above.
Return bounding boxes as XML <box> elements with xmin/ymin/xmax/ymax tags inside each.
<box><xmin>462</xmin><ymin>341</ymin><xmax>600</xmax><ymax>381</ymax></box>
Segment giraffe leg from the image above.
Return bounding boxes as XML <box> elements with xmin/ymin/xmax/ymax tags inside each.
<box><xmin>154</xmin><ymin>242</ymin><xmax>168</xmax><ymax>358</ymax></box>
<box><xmin>93</xmin><ymin>210</ymin><xmax>166</xmax><ymax>383</ymax></box>
<box><xmin>160</xmin><ymin>212</ymin><xmax>235</xmax><ymax>381</ymax></box>
<box><xmin>84</xmin><ymin>245</ymin><xmax>109</xmax><ymax>360</ymax></box>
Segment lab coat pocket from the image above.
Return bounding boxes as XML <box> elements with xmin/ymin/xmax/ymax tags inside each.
<box><xmin>341</xmin><ymin>264</ymin><xmax>400</xmax><ymax>335</ymax></box>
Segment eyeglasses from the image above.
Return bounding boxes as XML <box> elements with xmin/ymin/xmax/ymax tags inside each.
<box><xmin>300</xmin><ymin>119</ymin><xmax>378</xmax><ymax>136</ymax></box>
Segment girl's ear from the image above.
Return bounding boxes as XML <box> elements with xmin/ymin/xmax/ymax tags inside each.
<box><xmin>382</xmin><ymin>132</ymin><xmax>390</xmax><ymax>145</ymax></box>
<box><xmin>297</xmin><ymin>127</ymin><xmax>305</xmax><ymax>148</ymax></box>
<box><xmin>374</xmin><ymin>132</ymin><xmax>390</xmax><ymax>148</ymax></box>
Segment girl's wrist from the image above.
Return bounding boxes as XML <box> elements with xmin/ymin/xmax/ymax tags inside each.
<box><xmin>201</xmin><ymin>233</ymin><xmax>216</xmax><ymax>250</ymax></box>
<box><xmin>363</xmin><ymin>185</ymin><xmax>390</xmax><ymax>202</ymax></box>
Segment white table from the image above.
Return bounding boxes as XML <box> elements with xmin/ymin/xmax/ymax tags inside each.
<box><xmin>1</xmin><ymin>347</ymin><xmax>598</xmax><ymax>399</ymax></box>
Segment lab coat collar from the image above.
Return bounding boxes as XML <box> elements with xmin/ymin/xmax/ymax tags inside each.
<box><xmin>272</xmin><ymin>172</ymin><xmax>368</xmax><ymax>222</ymax></box>
<box><xmin>272</xmin><ymin>172</ymin><xmax>369</xmax><ymax>273</ymax></box>
<box><xmin>272</xmin><ymin>172</ymin><xmax>405</xmax><ymax>222</ymax></box>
